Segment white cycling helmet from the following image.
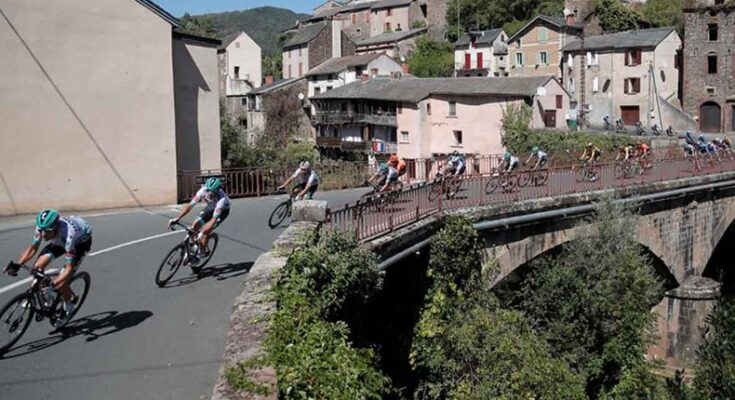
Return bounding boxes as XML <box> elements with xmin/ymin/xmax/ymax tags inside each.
<box><xmin>300</xmin><ymin>161</ymin><xmax>311</xmax><ymax>170</ymax></box>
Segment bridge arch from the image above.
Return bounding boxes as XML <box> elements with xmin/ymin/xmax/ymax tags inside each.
<box><xmin>703</xmin><ymin>206</ymin><xmax>735</xmax><ymax>295</ymax></box>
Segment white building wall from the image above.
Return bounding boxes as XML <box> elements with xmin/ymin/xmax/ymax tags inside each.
<box><xmin>224</xmin><ymin>32</ymin><xmax>262</xmax><ymax>94</ymax></box>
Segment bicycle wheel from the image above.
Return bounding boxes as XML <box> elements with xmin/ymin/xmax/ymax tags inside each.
<box><xmin>0</xmin><ymin>293</ymin><xmax>34</xmax><ymax>354</ymax></box>
<box><xmin>50</xmin><ymin>271</ymin><xmax>91</xmax><ymax>328</ymax></box>
<box><xmin>537</xmin><ymin>170</ymin><xmax>549</xmax><ymax>186</ymax></box>
<box><xmin>268</xmin><ymin>201</ymin><xmax>291</xmax><ymax>229</ymax></box>
<box><xmin>446</xmin><ymin>178</ymin><xmax>460</xmax><ymax>199</ymax></box>
<box><xmin>485</xmin><ymin>176</ymin><xmax>501</xmax><ymax>194</ymax></box>
<box><xmin>614</xmin><ymin>163</ymin><xmax>625</xmax><ymax>179</ymax></box>
<box><xmin>575</xmin><ymin>167</ymin><xmax>588</xmax><ymax>183</ymax></box>
<box><xmin>156</xmin><ymin>244</ymin><xmax>185</xmax><ymax>287</ymax></box>
<box><xmin>427</xmin><ymin>182</ymin><xmax>442</xmax><ymax>202</ymax></box>
<box><xmin>193</xmin><ymin>233</ymin><xmax>219</xmax><ymax>271</ymax></box>
<box><xmin>518</xmin><ymin>171</ymin><xmax>531</xmax><ymax>187</ymax></box>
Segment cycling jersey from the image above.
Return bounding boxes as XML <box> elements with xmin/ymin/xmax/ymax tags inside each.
<box><xmin>32</xmin><ymin>216</ymin><xmax>92</xmax><ymax>264</ymax></box>
<box><xmin>191</xmin><ymin>186</ymin><xmax>231</xmax><ymax>218</ymax></box>
<box><xmin>583</xmin><ymin>147</ymin><xmax>601</xmax><ymax>160</ymax></box>
<box><xmin>684</xmin><ymin>144</ymin><xmax>695</xmax><ymax>155</ymax></box>
<box><xmin>537</xmin><ymin>151</ymin><xmax>548</xmax><ymax>162</ymax></box>
<box><xmin>506</xmin><ymin>156</ymin><xmax>520</xmax><ymax>172</ymax></box>
<box><xmin>396</xmin><ymin>159</ymin><xmax>407</xmax><ymax>175</ymax></box>
<box><xmin>292</xmin><ymin>168</ymin><xmax>320</xmax><ymax>187</ymax></box>
<box><xmin>386</xmin><ymin>166</ymin><xmax>399</xmax><ymax>183</ymax></box>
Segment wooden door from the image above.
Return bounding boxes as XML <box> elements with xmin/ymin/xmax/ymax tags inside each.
<box><xmin>620</xmin><ymin>106</ymin><xmax>640</xmax><ymax>125</ymax></box>
<box><xmin>544</xmin><ymin>110</ymin><xmax>557</xmax><ymax>128</ymax></box>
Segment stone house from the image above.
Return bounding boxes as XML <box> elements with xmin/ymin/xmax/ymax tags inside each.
<box><xmin>506</xmin><ymin>14</ymin><xmax>582</xmax><ymax>79</ymax></box>
<box><xmin>245</xmin><ymin>78</ymin><xmax>312</xmax><ymax>144</ymax></box>
<box><xmin>309</xmin><ymin>76</ymin><xmax>569</xmax><ymax>160</ymax></box>
<box><xmin>282</xmin><ymin>21</ymin><xmax>356</xmax><ymax>79</ymax></box>
<box><xmin>306</xmin><ymin>53</ymin><xmax>404</xmax><ymax>98</ymax></box>
<box><xmin>355</xmin><ymin>27</ymin><xmax>427</xmax><ymax>58</ymax></box>
<box><xmin>0</xmin><ymin>0</ymin><xmax>221</xmax><ymax>215</ymax></box>
<box><xmin>682</xmin><ymin>0</ymin><xmax>735</xmax><ymax>132</ymax></box>
<box><xmin>218</xmin><ymin>32</ymin><xmax>261</xmax><ymax>125</ymax></box>
<box><xmin>454</xmin><ymin>29</ymin><xmax>509</xmax><ymax>77</ymax></box>
<box><xmin>562</xmin><ymin>27</ymin><xmax>685</xmax><ymax>129</ymax></box>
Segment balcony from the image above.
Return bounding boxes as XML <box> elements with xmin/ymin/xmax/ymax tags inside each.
<box><xmin>316</xmin><ymin>137</ymin><xmax>397</xmax><ymax>154</ymax></box>
<box><xmin>454</xmin><ymin>62</ymin><xmax>489</xmax><ymax>71</ymax></box>
<box><xmin>311</xmin><ymin>111</ymin><xmax>397</xmax><ymax>127</ymax></box>
<box><xmin>227</xmin><ymin>79</ymin><xmax>254</xmax><ymax>97</ymax></box>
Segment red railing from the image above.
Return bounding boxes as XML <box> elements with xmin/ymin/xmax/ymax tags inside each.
<box><xmin>326</xmin><ymin>154</ymin><xmax>735</xmax><ymax>242</ymax></box>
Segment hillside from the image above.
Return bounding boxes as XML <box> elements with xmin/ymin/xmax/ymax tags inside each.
<box><xmin>198</xmin><ymin>6</ymin><xmax>309</xmax><ymax>55</ymax></box>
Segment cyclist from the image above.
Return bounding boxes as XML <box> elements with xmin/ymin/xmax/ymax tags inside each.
<box><xmin>278</xmin><ymin>161</ymin><xmax>320</xmax><ymax>200</ymax></box>
<box><xmin>388</xmin><ymin>155</ymin><xmax>407</xmax><ymax>179</ymax></box>
<box><xmin>5</xmin><ymin>209</ymin><xmax>92</xmax><ymax>326</ymax></box>
<box><xmin>169</xmin><ymin>177</ymin><xmax>231</xmax><ymax>259</ymax></box>
<box><xmin>368</xmin><ymin>162</ymin><xmax>389</xmax><ymax>189</ymax></box>
<box><xmin>447</xmin><ymin>150</ymin><xmax>466</xmax><ymax>176</ymax></box>
<box><xmin>638</xmin><ymin>142</ymin><xmax>651</xmax><ymax>170</ymax></box>
<box><xmin>500</xmin><ymin>152</ymin><xmax>520</xmax><ymax>173</ymax></box>
<box><xmin>525</xmin><ymin>146</ymin><xmax>548</xmax><ymax>170</ymax></box>
<box><xmin>581</xmin><ymin>142</ymin><xmax>601</xmax><ymax>165</ymax></box>
<box><xmin>380</xmin><ymin>162</ymin><xmax>401</xmax><ymax>193</ymax></box>
<box><xmin>723</xmin><ymin>137</ymin><xmax>733</xmax><ymax>150</ymax></box>
<box><xmin>684</xmin><ymin>142</ymin><xmax>696</xmax><ymax>157</ymax></box>
<box><xmin>685</xmin><ymin>131</ymin><xmax>696</xmax><ymax>147</ymax></box>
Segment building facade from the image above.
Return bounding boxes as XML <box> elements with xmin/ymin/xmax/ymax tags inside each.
<box><xmin>562</xmin><ymin>27</ymin><xmax>682</xmax><ymax>128</ymax></box>
<box><xmin>454</xmin><ymin>29</ymin><xmax>509</xmax><ymax>77</ymax></box>
<box><xmin>306</xmin><ymin>53</ymin><xmax>403</xmax><ymax>98</ymax></box>
<box><xmin>682</xmin><ymin>0</ymin><xmax>735</xmax><ymax>132</ymax></box>
<box><xmin>282</xmin><ymin>21</ymin><xmax>356</xmax><ymax>79</ymax></box>
<box><xmin>506</xmin><ymin>14</ymin><xmax>582</xmax><ymax>79</ymax></box>
<box><xmin>355</xmin><ymin>28</ymin><xmax>427</xmax><ymax>58</ymax></box>
<box><xmin>245</xmin><ymin>78</ymin><xmax>312</xmax><ymax>144</ymax></box>
<box><xmin>0</xmin><ymin>0</ymin><xmax>221</xmax><ymax>215</ymax></box>
<box><xmin>218</xmin><ymin>32</ymin><xmax>262</xmax><ymax>126</ymax></box>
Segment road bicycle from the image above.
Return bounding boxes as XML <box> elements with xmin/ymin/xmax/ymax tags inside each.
<box><xmin>666</xmin><ymin>126</ymin><xmax>675</xmax><ymax>136</ymax></box>
<box><xmin>603</xmin><ymin>116</ymin><xmax>612</xmax><ymax>131</ymax></box>
<box><xmin>614</xmin><ymin>159</ymin><xmax>646</xmax><ymax>179</ymax></box>
<box><xmin>615</xmin><ymin>118</ymin><xmax>627</xmax><ymax>133</ymax></box>
<box><xmin>635</xmin><ymin>122</ymin><xmax>646</xmax><ymax>136</ymax></box>
<box><xmin>575</xmin><ymin>161</ymin><xmax>600</xmax><ymax>183</ymax></box>
<box><xmin>485</xmin><ymin>169</ymin><xmax>518</xmax><ymax>194</ymax></box>
<box><xmin>518</xmin><ymin>167</ymin><xmax>549</xmax><ymax>187</ymax></box>
<box><xmin>651</xmin><ymin>124</ymin><xmax>662</xmax><ymax>136</ymax></box>
<box><xmin>268</xmin><ymin>188</ymin><xmax>300</xmax><ymax>229</ymax></box>
<box><xmin>428</xmin><ymin>171</ymin><xmax>462</xmax><ymax>201</ymax></box>
<box><xmin>0</xmin><ymin>262</ymin><xmax>91</xmax><ymax>354</ymax></box>
<box><xmin>155</xmin><ymin>222</ymin><xmax>219</xmax><ymax>287</ymax></box>
<box><xmin>361</xmin><ymin>181</ymin><xmax>403</xmax><ymax>211</ymax></box>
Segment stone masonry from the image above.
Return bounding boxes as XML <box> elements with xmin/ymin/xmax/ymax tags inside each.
<box><xmin>683</xmin><ymin>0</ymin><xmax>735</xmax><ymax>132</ymax></box>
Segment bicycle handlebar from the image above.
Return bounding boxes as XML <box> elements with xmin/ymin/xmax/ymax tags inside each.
<box><xmin>169</xmin><ymin>221</ymin><xmax>199</xmax><ymax>236</ymax></box>
<box><xmin>5</xmin><ymin>261</ymin><xmax>51</xmax><ymax>281</ymax></box>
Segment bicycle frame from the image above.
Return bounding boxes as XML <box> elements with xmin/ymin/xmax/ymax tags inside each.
<box><xmin>6</xmin><ymin>263</ymin><xmax>57</xmax><ymax>318</ymax></box>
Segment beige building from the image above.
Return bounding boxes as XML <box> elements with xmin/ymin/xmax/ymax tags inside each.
<box><xmin>0</xmin><ymin>0</ymin><xmax>221</xmax><ymax>216</ymax></box>
<box><xmin>282</xmin><ymin>21</ymin><xmax>356</xmax><ymax>79</ymax></box>
<box><xmin>562</xmin><ymin>27</ymin><xmax>683</xmax><ymax>128</ymax></box>
<box><xmin>310</xmin><ymin>76</ymin><xmax>569</xmax><ymax>160</ymax></box>
<box><xmin>355</xmin><ymin>27</ymin><xmax>427</xmax><ymax>58</ymax></box>
<box><xmin>218</xmin><ymin>32</ymin><xmax>261</xmax><ymax>129</ymax></box>
<box><xmin>306</xmin><ymin>53</ymin><xmax>404</xmax><ymax>98</ymax></box>
<box><xmin>506</xmin><ymin>14</ymin><xmax>582</xmax><ymax>79</ymax></box>
<box><xmin>454</xmin><ymin>29</ymin><xmax>509</xmax><ymax>77</ymax></box>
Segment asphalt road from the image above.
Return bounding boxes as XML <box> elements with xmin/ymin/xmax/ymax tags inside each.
<box><xmin>0</xmin><ymin>188</ymin><xmax>367</xmax><ymax>400</ymax></box>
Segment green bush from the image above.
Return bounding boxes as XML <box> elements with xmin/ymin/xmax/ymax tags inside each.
<box><xmin>693</xmin><ymin>298</ymin><xmax>735</xmax><ymax>399</ymax></box>
<box><xmin>407</xmin><ymin>37</ymin><xmax>454</xmax><ymax>78</ymax></box>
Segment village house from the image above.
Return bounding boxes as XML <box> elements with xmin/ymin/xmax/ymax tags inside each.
<box><xmin>562</xmin><ymin>27</ymin><xmax>685</xmax><ymax>129</ymax></box>
<box><xmin>0</xmin><ymin>0</ymin><xmax>221</xmax><ymax>215</ymax></box>
<box><xmin>282</xmin><ymin>21</ymin><xmax>356</xmax><ymax>79</ymax></box>
<box><xmin>245</xmin><ymin>77</ymin><xmax>312</xmax><ymax>144</ymax></box>
<box><xmin>306</xmin><ymin>53</ymin><xmax>404</xmax><ymax>98</ymax></box>
<box><xmin>309</xmin><ymin>76</ymin><xmax>569</xmax><ymax>160</ymax></box>
<box><xmin>218</xmin><ymin>31</ymin><xmax>262</xmax><ymax>125</ymax></box>
<box><xmin>454</xmin><ymin>29</ymin><xmax>509</xmax><ymax>77</ymax></box>
<box><xmin>506</xmin><ymin>14</ymin><xmax>582</xmax><ymax>79</ymax></box>
<box><xmin>355</xmin><ymin>27</ymin><xmax>427</xmax><ymax>58</ymax></box>
<box><xmin>682</xmin><ymin>0</ymin><xmax>735</xmax><ymax>132</ymax></box>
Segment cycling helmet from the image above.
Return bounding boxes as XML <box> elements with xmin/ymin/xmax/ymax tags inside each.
<box><xmin>205</xmin><ymin>177</ymin><xmax>222</xmax><ymax>192</ymax></box>
<box><xmin>388</xmin><ymin>155</ymin><xmax>399</xmax><ymax>164</ymax></box>
<box><xmin>503</xmin><ymin>152</ymin><xmax>511</xmax><ymax>161</ymax></box>
<box><xmin>452</xmin><ymin>150</ymin><xmax>459</xmax><ymax>156</ymax></box>
<box><xmin>300</xmin><ymin>161</ymin><xmax>311</xmax><ymax>170</ymax></box>
<box><xmin>36</xmin><ymin>209</ymin><xmax>60</xmax><ymax>230</ymax></box>
<box><xmin>379</xmin><ymin>162</ymin><xmax>388</xmax><ymax>172</ymax></box>
<box><xmin>531</xmin><ymin>146</ymin><xmax>539</xmax><ymax>154</ymax></box>
<box><xmin>587</xmin><ymin>142</ymin><xmax>593</xmax><ymax>147</ymax></box>
<box><xmin>699</xmin><ymin>135</ymin><xmax>706</xmax><ymax>142</ymax></box>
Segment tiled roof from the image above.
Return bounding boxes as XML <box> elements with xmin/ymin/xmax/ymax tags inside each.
<box><xmin>249</xmin><ymin>77</ymin><xmax>304</xmax><ymax>95</ymax></box>
<box><xmin>311</xmin><ymin>76</ymin><xmax>556</xmax><ymax>102</ymax></box>
<box><xmin>283</xmin><ymin>22</ymin><xmax>327</xmax><ymax>48</ymax></box>
<box><xmin>562</xmin><ymin>27</ymin><xmax>677</xmax><ymax>52</ymax></box>
<box><xmin>356</xmin><ymin>28</ymin><xmax>427</xmax><ymax>46</ymax></box>
<box><xmin>507</xmin><ymin>14</ymin><xmax>582</xmax><ymax>44</ymax></box>
<box><xmin>455</xmin><ymin>29</ymin><xmax>504</xmax><ymax>47</ymax></box>
<box><xmin>306</xmin><ymin>53</ymin><xmax>386</xmax><ymax>76</ymax></box>
<box><xmin>370</xmin><ymin>0</ymin><xmax>414</xmax><ymax>9</ymax></box>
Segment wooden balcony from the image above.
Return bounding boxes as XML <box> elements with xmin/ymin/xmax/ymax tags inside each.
<box><xmin>311</xmin><ymin>111</ymin><xmax>397</xmax><ymax>127</ymax></box>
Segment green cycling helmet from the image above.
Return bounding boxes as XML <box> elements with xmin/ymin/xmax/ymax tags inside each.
<box><xmin>206</xmin><ymin>177</ymin><xmax>222</xmax><ymax>192</ymax></box>
<box><xmin>36</xmin><ymin>209</ymin><xmax>60</xmax><ymax>230</ymax></box>
<box><xmin>503</xmin><ymin>152</ymin><xmax>511</xmax><ymax>161</ymax></box>
<box><xmin>379</xmin><ymin>162</ymin><xmax>388</xmax><ymax>172</ymax></box>
<box><xmin>531</xmin><ymin>146</ymin><xmax>539</xmax><ymax>154</ymax></box>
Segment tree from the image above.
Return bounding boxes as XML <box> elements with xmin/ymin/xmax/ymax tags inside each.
<box><xmin>407</xmin><ymin>37</ymin><xmax>454</xmax><ymax>78</ymax></box>
<box><xmin>179</xmin><ymin>13</ymin><xmax>218</xmax><ymax>37</ymax></box>
<box><xmin>642</xmin><ymin>0</ymin><xmax>683</xmax><ymax>34</ymax></box>
<box><xmin>410</xmin><ymin>217</ymin><xmax>586</xmax><ymax>399</ymax></box>
<box><xmin>503</xmin><ymin>199</ymin><xmax>664</xmax><ymax>398</ymax></box>
<box><xmin>693</xmin><ymin>298</ymin><xmax>735</xmax><ymax>399</ymax></box>
<box><xmin>262</xmin><ymin>54</ymin><xmax>283</xmax><ymax>81</ymax></box>
<box><xmin>595</xmin><ymin>0</ymin><xmax>640</xmax><ymax>33</ymax></box>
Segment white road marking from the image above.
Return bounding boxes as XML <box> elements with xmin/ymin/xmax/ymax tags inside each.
<box><xmin>0</xmin><ymin>230</ymin><xmax>180</xmax><ymax>295</ymax></box>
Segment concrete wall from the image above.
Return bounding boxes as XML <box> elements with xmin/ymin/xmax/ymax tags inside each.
<box><xmin>173</xmin><ymin>38</ymin><xmax>222</xmax><ymax>173</ymax></box>
<box><xmin>0</xmin><ymin>0</ymin><xmax>178</xmax><ymax>215</ymax></box>
<box><xmin>509</xmin><ymin>24</ymin><xmax>571</xmax><ymax>79</ymax></box>
<box><xmin>223</xmin><ymin>32</ymin><xmax>261</xmax><ymax>93</ymax></box>
<box><xmin>371</xmin><ymin>5</ymin><xmax>411</xmax><ymax>36</ymax></box>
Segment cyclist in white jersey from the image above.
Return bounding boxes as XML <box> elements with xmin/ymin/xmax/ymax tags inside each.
<box><xmin>278</xmin><ymin>161</ymin><xmax>320</xmax><ymax>200</ymax></box>
<box><xmin>525</xmin><ymin>146</ymin><xmax>549</xmax><ymax>170</ymax></box>
<box><xmin>380</xmin><ymin>164</ymin><xmax>400</xmax><ymax>193</ymax></box>
<box><xmin>169</xmin><ymin>177</ymin><xmax>231</xmax><ymax>257</ymax></box>
<box><xmin>5</xmin><ymin>209</ymin><xmax>92</xmax><ymax>324</ymax></box>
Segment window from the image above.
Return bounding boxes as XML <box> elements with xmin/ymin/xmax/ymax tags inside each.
<box><xmin>568</xmin><ymin>77</ymin><xmax>575</xmax><ymax>94</ymax></box>
<box><xmin>401</xmin><ymin>131</ymin><xmax>409</xmax><ymax>142</ymax></box>
<box><xmin>624</xmin><ymin>78</ymin><xmax>641</xmax><ymax>94</ymax></box>
<box><xmin>660</xmin><ymin>70</ymin><xmax>666</xmax><ymax>82</ymax></box>
<box><xmin>397</xmin><ymin>103</ymin><xmax>403</xmax><ymax>114</ymax></box>
<box><xmin>385</xmin><ymin>22</ymin><xmax>392</xmax><ymax>32</ymax></box>
<box><xmin>288</xmin><ymin>65</ymin><xmax>292</xmax><ymax>78</ymax></box>
<box><xmin>538</xmin><ymin>51</ymin><xmax>548</xmax><ymax>65</ymax></box>
<box><xmin>326</xmin><ymin>86</ymin><xmax>333</xmax><ymax>91</ymax></box>
<box><xmin>341</xmin><ymin>102</ymin><xmax>347</xmax><ymax>112</ymax></box>
<box><xmin>602</xmin><ymin>79</ymin><xmax>611</xmax><ymax>93</ymax></box>
<box><xmin>592</xmin><ymin>76</ymin><xmax>599</xmax><ymax>92</ymax></box>
<box><xmin>241</xmin><ymin>98</ymin><xmax>247</xmax><ymax>107</ymax></box>
<box><xmin>448</xmin><ymin>101</ymin><xmax>457</xmax><ymax>117</ymax></box>
<box><xmin>538</xmin><ymin>27</ymin><xmax>547</xmax><ymax>43</ymax></box>
<box><xmin>386</xmin><ymin>8</ymin><xmax>392</xmax><ymax>16</ymax></box>
<box><xmin>515</xmin><ymin>52</ymin><xmax>524</xmax><ymax>66</ymax></box>
<box><xmin>707</xmin><ymin>87</ymin><xmax>716</xmax><ymax>95</ymax></box>
<box><xmin>234</xmin><ymin>66</ymin><xmax>240</xmax><ymax>79</ymax></box>
<box><xmin>396</xmin><ymin>23</ymin><xmax>402</xmax><ymax>31</ymax></box>
<box><xmin>625</xmin><ymin>49</ymin><xmax>641</xmax><ymax>66</ymax></box>
<box><xmin>709</xmin><ymin>23</ymin><xmax>718</xmax><ymax>41</ymax></box>
<box><xmin>708</xmin><ymin>55</ymin><xmax>718</xmax><ymax>74</ymax></box>
<box><xmin>356</xmin><ymin>28</ymin><xmax>361</xmax><ymax>34</ymax></box>
<box><xmin>352</xmin><ymin>13</ymin><xmax>356</xmax><ymax>23</ymax></box>
<box><xmin>556</xmin><ymin>95</ymin><xmax>563</xmax><ymax>109</ymax></box>
<box><xmin>716</xmin><ymin>0</ymin><xmax>724</xmax><ymax>4</ymax></box>
<box><xmin>314</xmin><ymin>87</ymin><xmax>321</xmax><ymax>95</ymax></box>
<box><xmin>452</xmin><ymin>130</ymin><xmax>463</xmax><ymax>145</ymax></box>
<box><xmin>427</xmin><ymin>102</ymin><xmax>432</xmax><ymax>115</ymax></box>
<box><xmin>298</xmin><ymin>63</ymin><xmax>303</xmax><ymax>77</ymax></box>
<box><xmin>516</xmin><ymin>39</ymin><xmax>522</xmax><ymax>48</ymax></box>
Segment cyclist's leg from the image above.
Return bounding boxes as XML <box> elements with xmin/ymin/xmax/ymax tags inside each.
<box><xmin>34</xmin><ymin>244</ymin><xmax>64</xmax><ymax>271</ymax></box>
<box><xmin>306</xmin><ymin>184</ymin><xmax>318</xmax><ymax>200</ymax></box>
<box><xmin>199</xmin><ymin>208</ymin><xmax>229</xmax><ymax>251</ymax></box>
<box><xmin>293</xmin><ymin>182</ymin><xmax>306</xmax><ymax>198</ymax></box>
<box><xmin>57</xmin><ymin>238</ymin><xmax>91</xmax><ymax>301</ymax></box>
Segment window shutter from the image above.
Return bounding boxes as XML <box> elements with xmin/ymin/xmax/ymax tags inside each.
<box><xmin>567</xmin><ymin>54</ymin><xmax>573</xmax><ymax>69</ymax></box>
<box><xmin>592</xmin><ymin>77</ymin><xmax>599</xmax><ymax>92</ymax></box>
<box><xmin>586</xmin><ymin>52</ymin><xmax>592</xmax><ymax>66</ymax></box>
<box><xmin>624</xmin><ymin>79</ymin><xmax>629</xmax><ymax>94</ymax></box>
<box><xmin>625</xmin><ymin>51</ymin><xmax>630</xmax><ymax>65</ymax></box>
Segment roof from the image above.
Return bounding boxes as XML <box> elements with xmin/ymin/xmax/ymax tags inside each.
<box><xmin>249</xmin><ymin>77</ymin><xmax>304</xmax><ymax>95</ymax></box>
<box><xmin>134</xmin><ymin>0</ymin><xmax>179</xmax><ymax>26</ymax></box>
<box><xmin>311</xmin><ymin>76</ymin><xmax>556</xmax><ymax>102</ymax></box>
<box><xmin>172</xmin><ymin>30</ymin><xmax>222</xmax><ymax>47</ymax></box>
<box><xmin>507</xmin><ymin>14</ymin><xmax>581</xmax><ymax>44</ymax></box>
<box><xmin>218</xmin><ymin>32</ymin><xmax>240</xmax><ymax>50</ymax></box>
<box><xmin>306</xmin><ymin>53</ymin><xmax>386</xmax><ymax>76</ymax></box>
<box><xmin>455</xmin><ymin>29</ymin><xmax>504</xmax><ymax>47</ymax></box>
<box><xmin>370</xmin><ymin>0</ymin><xmax>414</xmax><ymax>9</ymax></box>
<box><xmin>283</xmin><ymin>22</ymin><xmax>327</xmax><ymax>48</ymax></box>
<box><xmin>356</xmin><ymin>27</ymin><xmax>427</xmax><ymax>46</ymax></box>
<box><xmin>562</xmin><ymin>27</ymin><xmax>677</xmax><ymax>52</ymax></box>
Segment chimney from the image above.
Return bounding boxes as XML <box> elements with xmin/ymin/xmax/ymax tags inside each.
<box><xmin>265</xmin><ymin>75</ymin><xmax>274</xmax><ymax>85</ymax></box>
<box><xmin>401</xmin><ymin>63</ymin><xmax>410</xmax><ymax>74</ymax></box>
<box><xmin>564</xmin><ymin>8</ymin><xmax>575</xmax><ymax>25</ymax></box>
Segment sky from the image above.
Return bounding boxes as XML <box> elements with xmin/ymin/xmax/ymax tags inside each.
<box><xmin>154</xmin><ymin>0</ymin><xmax>321</xmax><ymax>17</ymax></box>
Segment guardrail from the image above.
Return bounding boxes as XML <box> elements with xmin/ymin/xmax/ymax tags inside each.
<box><xmin>326</xmin><ymin>154</ymin><xmax>735</xmax><ymax>241</ymax></box>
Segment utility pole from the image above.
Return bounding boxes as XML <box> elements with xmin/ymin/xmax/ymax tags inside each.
<box><xmin>457</xmin><ymin>0</ymin><xmax>460</xmax><ymax>39</ymax></box>
<box><xmin>579</xmin><ymin>33</ymin><xmax>587</xmax><ymax>130</ymax></box>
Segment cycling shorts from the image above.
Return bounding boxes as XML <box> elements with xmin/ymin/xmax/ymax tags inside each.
<box><xmin>198</xmin><ymin>204</ymin><xmax>230</xmax><ymax>227</ymax></box>
<box><xmin>294</xmin><ymin>182</ymin><xmax>319</xmax><ymax>200</ymax></box>
<box><xmin>40</xmin><ymin>237</ymin><xmax>92</xmax><ymax>268</ymax></box>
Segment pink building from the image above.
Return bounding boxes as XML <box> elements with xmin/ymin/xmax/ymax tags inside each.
<box><xmin>310</xmin><ymin>76</ymin><xmax>569</xmax><ymax>160</ymax></box>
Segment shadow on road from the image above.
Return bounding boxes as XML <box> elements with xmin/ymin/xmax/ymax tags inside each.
<box><xmin>164</xmin><ymin>261</ymin><xmax>253</xmax><ymax>288</ymax></box>
<box><xmin>0</xmin><ymin>310</ymin><xmax>153</xmax><ymax>359</ymax></box>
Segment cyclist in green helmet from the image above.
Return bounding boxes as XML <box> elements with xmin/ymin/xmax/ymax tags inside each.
<box><xmin>169</xmin><ymin>177</ymin><xmax>231</xmax><ymax>258</ymax></box>
<box><xmin>5</xmin><ymin>209</ymin><xmax>92</xmax><ymax>326</ymax></box>
<box><xmin>525</xmin><ymin>146</ymin><xmax>549</xmax><ymax>170</ymax></box>
<box><xmin>368</xmin><ymin>162</ymin><xmax>390</xmax><ymax>189</ymax></box>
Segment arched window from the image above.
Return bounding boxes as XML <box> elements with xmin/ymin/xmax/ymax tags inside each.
<box><xmin>700</xmin><ymin>101</ymin><xmax>721</xmax><ymax>132</ymax></box>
